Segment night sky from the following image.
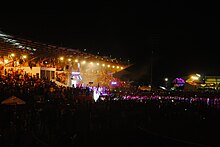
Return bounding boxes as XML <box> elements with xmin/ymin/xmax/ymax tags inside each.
<box><xmin>1</xmin><ymin>1</ymin><xmax>219</xmax><ymax>85</ymax></box>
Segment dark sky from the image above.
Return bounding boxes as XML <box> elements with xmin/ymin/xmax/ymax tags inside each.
<box><xmin>1</xmin><ymin>1</ymin><xmax>219</xmax><ymax>84</ymax></box>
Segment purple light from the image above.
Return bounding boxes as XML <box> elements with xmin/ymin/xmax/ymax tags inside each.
<box><xmin>172</xmin><ymin>78</ymin><xmax>185</xmax><ymax>87</ymax></box>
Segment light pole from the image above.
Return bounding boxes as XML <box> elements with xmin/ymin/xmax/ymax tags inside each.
<box><xmin>165</xmin><ymin>78</ymin><xmax>168</xmax><ymax>89</ymax></box>
<box><xmin>150</xmin><ymin>50</ymin><xmax>153</xmax><ymax>91</ymax></box>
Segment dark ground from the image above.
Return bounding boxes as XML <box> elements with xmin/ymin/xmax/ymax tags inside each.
<box><xmin>1</xmin><ymin>100</ymin><xmax>219</xmax><ymax>147</ymax></box>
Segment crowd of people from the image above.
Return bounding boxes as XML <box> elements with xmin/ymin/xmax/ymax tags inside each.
<box><xmin>1</xmin><ymin>71</ymin><xmax>220</xmax><ymax>146</ymax></box>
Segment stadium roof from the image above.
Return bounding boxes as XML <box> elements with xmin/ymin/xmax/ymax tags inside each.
<box><xmin>0</xmin><ymin>31</ymin><xmax>129</xmax><ymax>66</ymax></box>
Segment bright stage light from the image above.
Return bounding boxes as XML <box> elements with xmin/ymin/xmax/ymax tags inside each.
<box><xmin>22</xmin><ymin>55</ymin><xmax>27</xmax><ymax>59</ymax></box>
<box><xmin>60</xmin><ymin>57</ymin><xmax>64</xmax><ymax>61</ymax></box>
<box><xmin>93</xmin><ymin>89</ymin><xmax>100</xmax><ymax>102</ymax></box>
<box><xmin>196</xmin><ymin>74</ymin><xmax>201</xmax><ymax>77</ymax></box>
<box><xmin>4</xmin><ymin>59</ymin><xmax>8</xmax><ymax>63</ymax></box>
<box><xmin>191</xmin><ymin>76</ymin><xmax>199</xmax><ymax>80</ymax></box>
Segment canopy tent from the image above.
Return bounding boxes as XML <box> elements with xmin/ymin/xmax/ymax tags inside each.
<box><xmin>1</xmin><ymin>96</ymin><xmax>26</xmax><ymax>105</ymax></box>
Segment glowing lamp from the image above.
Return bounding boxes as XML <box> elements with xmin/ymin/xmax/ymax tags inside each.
<box><xmin>22</xmin><ymin>55</ymin><xmax>27</xmax><ymax>59</ymax></box>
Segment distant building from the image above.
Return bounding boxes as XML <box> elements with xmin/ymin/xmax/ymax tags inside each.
<box><xmin>203</xmin><ymin>76</ymin><xmax>220</xmax><ymax>90</ymax></box>
<box><xmin>184</xmin><ymin>74</ymin><xmax>220</xmax><ymax>91</ymax></box>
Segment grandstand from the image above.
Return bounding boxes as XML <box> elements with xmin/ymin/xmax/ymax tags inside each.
<box><xmin>0</xmin><ymin>31</ymin><xmax>130</xmax><ymax>88</ymax></box>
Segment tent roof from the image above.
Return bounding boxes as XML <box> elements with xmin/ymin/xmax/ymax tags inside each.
<box><xmin>1</xmin><ymin>96</ymin><xmax>26</xmax><ymax>105</ymax></box>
